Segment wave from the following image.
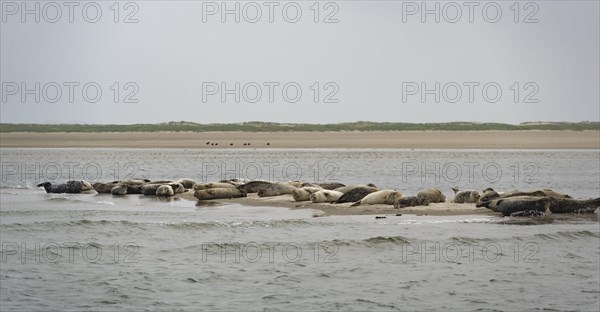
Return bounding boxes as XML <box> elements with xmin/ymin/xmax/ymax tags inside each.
<box><xmin>0</xmin><ymin>219</ymin><xmax>314</xmax><ymax>231</ymax></box>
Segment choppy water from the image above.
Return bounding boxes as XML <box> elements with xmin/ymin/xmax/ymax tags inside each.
<box><xmin>1</xmin><ymin>148</ymin><xmax>599</xmax><ymax>311</ymax></box>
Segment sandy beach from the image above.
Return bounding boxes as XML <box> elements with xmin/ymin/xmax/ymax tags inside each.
<box><xmin>1</xmin><ymin>130</ymin><xmax>599</xmax><ymax>149</ymax></box>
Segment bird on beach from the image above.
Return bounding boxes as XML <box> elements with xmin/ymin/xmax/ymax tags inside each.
<box><xmin>206</xmin><ymin>142</ymin><xmax>210</xmax><ymax>145</ymax></box>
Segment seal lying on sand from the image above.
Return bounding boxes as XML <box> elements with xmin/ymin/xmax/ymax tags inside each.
<box><xmin>548</xmin><ymin>198</ymin><xmax>600</xmax><ymax>213</ymax></box>
<box><xmin>141</xmin><ymin>184</ymin><xmax>162</xmax><ymax>196</ymax></box>
<box><xmin>452</xmin><ymin>187</ymin><xmax>480</xmax><ymax>203</ymax></box>
<box><xmin>310</xmin><ymin>190</ymin><xmax>344</xmax><ymax>203</ymax></box>
<box><xmin>292</xmin><ymin>187</ymin><xmax>323</xmax><ymax>202</ymax></box>
<box><xmin>495</xmin><ymin>197</ymin><xmax>552</xmax><ymax>216</ymax></box>
<box><xmin>335</xmin><ymin>186</ymin><xmax>378</xmax><ymax>203</ymax></box>
<box><xmin>177</xmin><ymin>178</ymin><xmax>196</xmax><ymax>189</ymax></box>
<box><xmin>334</xmin><ymin>184</ymin><xmax>378</xmax><ymax>194</ymax></box>
<box><xmin>417</xmin><ymin>189</ymin><xmax>445</xmax><ymax>203</ymax></box>
<box><xmin>37</xmin><ymin>181</ymin><xmax>84</xmax><ymax>194</ymax></box>
<box><xmin>477</xmin><ymin>196</ymin><xmax>551</xmax><ymax>216</ymax></box>
<box><xmin>156</xmin><ymin>185</ymin><xmax>175</xmax><ymax>197</ymax></box>
<box><xmin>501</xmin><ymin>189</ymin><xmax>571</xmax><ymax>199</ymax></box>
<box><xmin>257</xmin><ymin>183</ymin><xmax>297</xmax><ymax>197</ymax></box>
<box><xmin>236</xmin><ymin>181</ymin><xmax>273</xmax><ymax>193</ymax></box>
<box><xmin>111</xmin><ymin>184</ymin><xmax>128</xmax><ymax>195</ymax></box>
<box><xmin>193</xmin><ymin>182</ymin><xmax>237</xmax><ymax>190</ymax></box>
<box><xmin>394</xmin><ymin>196</ymin><xmax>429</xmax><ymax>208</ymax></box>
<box><xmin>93</xmin><ymin>182</ymin><xmax>118</xmax><ymax>194</ymax></box>
<box><xmin>352</xmin><ymin>190</ymin><xmax>403</xmax><ymax>206</ymax></box>
<box><xmin>194</xmin><ymin>188</ymin><xmax>247</xmax><ymax>200</ymax></box>
<box><xmin>316</xmin><ymin>182</ymin><xmax>346</xmax><ymax>190</ymax></box>
<box><xmin>479</xmin><ymin>188</ymin><xmax>501</xmax><ymax>203</ymax></box>
<box><xmin>81</xmin><ymin>180</ymin><xmax>93</xmax><ymax>192</ymax></box>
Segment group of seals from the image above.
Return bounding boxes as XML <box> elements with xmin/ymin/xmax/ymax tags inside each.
<box><xmin>37</xmin><ymin>180</ymin><xmax>93</xmax><ymax>194</ymax></box>
<box><xmin>476</xmin><ymin>188</ymin><xmax>597</xmax><ymax>216</ymax></box>
<box><xmin>36</xmin><ymin>177</ymin><xmax>599</xmax><ymax>217</ymax></box>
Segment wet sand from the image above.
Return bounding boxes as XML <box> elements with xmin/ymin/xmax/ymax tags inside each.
<box><xmin>1</xmin><ymin>130</ymin><xmax>599</xmax><ymax>149</ymax></box>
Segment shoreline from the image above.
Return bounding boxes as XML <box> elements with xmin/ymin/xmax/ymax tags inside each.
<box><xmin>1</xmin><ymin>130</ymin><xmax>599</xmax><ymax>149</ymax></box>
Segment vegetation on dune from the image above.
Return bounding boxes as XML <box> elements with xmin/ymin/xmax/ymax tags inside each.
<box><xmin>0</xmin><ymin>121</ymin><xmax>598</xmax><ymax>133</ymax></box>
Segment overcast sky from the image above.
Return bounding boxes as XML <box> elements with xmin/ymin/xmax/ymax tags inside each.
<box><xmin>1</xmin><ymin>0</ymin><xmax>598</xmax><ymax>124</ymax></box>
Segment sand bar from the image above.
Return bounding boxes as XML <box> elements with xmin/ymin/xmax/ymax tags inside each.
<box><xmin>178</xmin><ymin>192</ymin><xmax>600</xmax><ymax>220</ymax></box>
<box><xmin>1</xmin><ymin>130</ymin><xmax>599</xmax><ymax>149</ymax></box>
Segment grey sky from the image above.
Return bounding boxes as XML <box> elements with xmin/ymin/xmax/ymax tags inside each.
<box><xmin>1</xmin><ymin>0</ymin><xmax>598</xmax><ymax>124</ymax></box>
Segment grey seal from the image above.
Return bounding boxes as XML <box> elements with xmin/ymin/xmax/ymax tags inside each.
<box><xmin>548</xmin><ymin>198</ymin><xmax>600</xmax><ymax>213</ymax></box>
<box><xmin>111</xmin><ymin>184</ymin><xmax>128</xmax><ymax>195</ymax></box>
<box><xmin>156</xmin><ymin>185</ymin><xmax>175</xmax><ymax>197</ymax></box>
<box><xmin>316</xmin><ymin>182</ymin><xmax>346</xmax><ymax>190</ymax></box>
<box><xmin>194</xmin><ymin>188</ymin><xmax>247</xmax><ymax>200</ymax></box>
<box><xmin>394</xmin><ymin>196</ymin><xmax>429</xmax><ymax>208</ymax></box>
<box><xmin>236</xmin><ymin>181</ymin><xmax>274</xmax><ymax>193</ymax></box>
<box><xmin>452</xmin><ymin>187</ymin><xmax>480</xmax><ymax>203</ymax></box>
<box><xmin>417</xmin><ymin>189</ymin><xmax>446</xmax><ymax>203</ymax></box>
<box><xmin>257</xmin><ymin>183</ymin><xmax>297</xmax><ymax>197</ymax></box>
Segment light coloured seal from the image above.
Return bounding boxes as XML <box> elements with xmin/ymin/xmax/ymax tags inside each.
<box><xmin>292</xmin><ymin>187</ymin><xmax>323</xmax><ymax>202</ymax></box>
<box><xmin>257</xmin><ymin>183</ymin><xmax>297</xmax><ymax>197</ymax></box>
<box><xmin>168</xmin><ymin>182</ymin><xmax>185</xmax><ymax>194</ymax></box>
<box><xmin>156</xmin><ymin>185</ymin><xmax>175</xmax><ymax>197</ymax></box>
<box><xmin>452</xmin><ymin>187</ymin><xmax>480</xmax><ymax>203</ymax></box>
<box><xmin>352</xmin><ymin>190</ymin><xmax>403</xmax><ymax>206</ymax></box>
<box><xmin>177</xmin><ymin>178</ymin><xmax>197</xmax><ymax>189</ymax></box>
<box><xmin>81</xmin><ymin>180</ymin><xmax>93</xmax><ymax>192</ymax></box>
<box><xmin>416</xmin><ymin>189</ymin><xmax>446</xmax><ymax>203</ymax></box>
<box><xmin>194</xmin><ymin>188</ymin><xmax>247</xmax><ymax>200</ymax></box>
<box><xmin>310</xmin><ymin>190</ymin><xmax>344</xmax><ymax>203</ymax></box>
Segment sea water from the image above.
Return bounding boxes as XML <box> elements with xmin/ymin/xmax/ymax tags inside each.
<box><xmin>1</xmin><ymin>148</ymin><xmax>599</xmax><ymax>311</ymax></box>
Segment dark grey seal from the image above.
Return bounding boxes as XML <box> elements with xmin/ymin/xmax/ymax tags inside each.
<box><xmin>548</xmin><ymin>198</ymin><xmax>600</xmax><ymax>213</ymax></box>
<box><xmin>495</xmin><ymin>197</ymin><xmax>551</xmax><ymax>216</ymax></box>
<box><xmin>37</xmin><ymin>182</ymin><xmax>67</xmax><ymax>194</ymax></box>
<box><xmin>37</xmin><ymin>181</ymin><xmax>83</xmax><ymax>194</ymax></box>
<box><xmin>335</xmin><ymin>187</ymin><xmax>378</xmax><ymax>203</ymax></box>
